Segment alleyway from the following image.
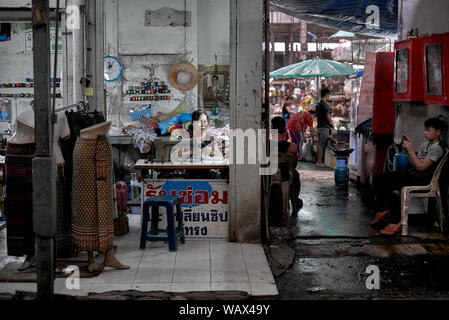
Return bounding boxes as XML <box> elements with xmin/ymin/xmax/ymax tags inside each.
<box><xmin>272</xmin><ymin>163</ymin><xmax>449</xmax><ymax>299</ymax></box>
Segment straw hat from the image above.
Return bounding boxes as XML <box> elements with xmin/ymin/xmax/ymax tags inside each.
<box><xmin>169</xmin><ymin>62</ymin><xmax>199</xmax><ymax>91</ymax></box>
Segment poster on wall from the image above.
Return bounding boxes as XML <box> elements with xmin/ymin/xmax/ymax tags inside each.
<box><xmin>143</xmin><ymin>179</ymin><xmax>229</xmax><ymax>240</ymax></box>
<box><xmin>25</xmin><ymin>22</ymin><xmax>62</xmax><ymax>53</ymax></box>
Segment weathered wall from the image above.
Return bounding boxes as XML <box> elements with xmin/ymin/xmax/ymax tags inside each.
<box><xmin>105</xmin><ymin>0</ymin><xmax>230</xmax><ymax>132</ymax></box>
<box><xmin>396</xmin><ymin>0</ymin><xmax>449</xmax><ymax>148</ymax></box>
<box><xmin>105</xmin><ymin>0</ymin><xmax>198</xmax><ymax>132</ymax></box>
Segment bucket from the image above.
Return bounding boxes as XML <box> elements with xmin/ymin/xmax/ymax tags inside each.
<box><xmin>393</xmin><ymin>152</ymin><xmax>409</xmax><ymax>172</ymax></box>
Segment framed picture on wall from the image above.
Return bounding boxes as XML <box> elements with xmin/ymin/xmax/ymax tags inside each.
<box><xmin>198</xmin><ymin>65</ymin><xmax>230</xmax><ymax>108</ymax></box>
<box><xmin>0</xmin><ymin>100</ymin><xmax>11</xmax><ymax>121</ymax></box>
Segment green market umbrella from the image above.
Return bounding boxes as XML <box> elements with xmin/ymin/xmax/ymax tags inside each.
<box><xmin>270</xmin><ymin>58</ymin><xmax>356</xmax><ymax>78</ymax></box>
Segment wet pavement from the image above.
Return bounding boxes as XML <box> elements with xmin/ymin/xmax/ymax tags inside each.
<box><xmin>272</xmin><ymin>162</ymin><xmax>449</xmax><ymax>299</ymax></box>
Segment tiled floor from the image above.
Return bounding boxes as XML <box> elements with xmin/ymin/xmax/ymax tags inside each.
<box><xmin>0</xmin><ymin>214</ymin><xmax>278</xmax><ymax>297</ymax></box>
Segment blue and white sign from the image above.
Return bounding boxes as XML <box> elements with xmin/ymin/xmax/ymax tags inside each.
<box><xmin>143</xmin><ymin>179</ymin><xmax>229</xmax><ymax>240</ymax></box>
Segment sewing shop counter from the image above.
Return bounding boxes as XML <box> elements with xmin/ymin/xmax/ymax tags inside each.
<box><xmin>134</xmin><ymin>160</ymin><xmax>230</xmax><ymax>240</ymax></box>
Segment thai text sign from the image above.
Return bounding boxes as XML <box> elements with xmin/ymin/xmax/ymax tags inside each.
<box><xmin>143</xmin><ymin>179</ymin><xmax>229</xmax><ymax>240</ymax></box>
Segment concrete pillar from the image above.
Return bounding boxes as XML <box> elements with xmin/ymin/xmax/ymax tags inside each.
<box><xmin>300</xmin><ymin>20</ymin><xmax>307</xmax><ymax>61</ymax></box>
<box><xmin>85</xmin><ymin>0</ymin><xmax>104</xmax><ymax>112</ymax></box>
<box><xmin>230</xmin><ymin>0</ymin><xmax>263</xmax><ymax>242</ymax></box>
<box><xmin>288</xmin><ymin>25</ymin><xmax>294</xmax><ymax>64</ymax></box>
<box><xmin>71</xmin><ymin>0</ymin><xmax>85</xmax><ymax>103</ymax></box>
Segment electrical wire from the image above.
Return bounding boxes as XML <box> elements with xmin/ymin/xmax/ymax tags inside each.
<box><xmin>51</xmin><ymin>0</ymin><xmax>60</xmax><ymax>131</ymax></box>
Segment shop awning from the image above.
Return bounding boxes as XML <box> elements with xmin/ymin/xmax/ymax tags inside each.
<box><xmin>270</xmin><ymin>0</ymin><xmax>398</xmax><ymax>39</ymax></box>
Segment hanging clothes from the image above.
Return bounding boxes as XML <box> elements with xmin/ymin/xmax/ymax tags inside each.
<box><xmin>54</xmin><ymin>111</ymin><xmax>74</xmax><ymax>257</ymax></box>
<box><xmin>61</xmin><ymin>110</ymin><xmax>105</xmax><ymax>194</ymax></box>
<box><xmin>71</xmin><ymin>135</ymin><xmax>114</xmax><ymax>252</ymax></box>
<box><xmin>5</xmin><ymin>142</ymin><xmax>35</xmax><ymax>257</ymax></box>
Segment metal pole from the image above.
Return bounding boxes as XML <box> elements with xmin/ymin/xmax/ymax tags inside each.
<box><xmin>262</xmin><ymin>0</ymin><xmax>271</xmax><ymax>242</ymax></box>
<box><xmin>32</xmin><ymin>0</ymin><xmax>57</xmax><ymax>299</ymax></box>
<box><xmin>264</xmin><ymin>0</ymin><xmax>270</xmax><ymax>154</ymax></box>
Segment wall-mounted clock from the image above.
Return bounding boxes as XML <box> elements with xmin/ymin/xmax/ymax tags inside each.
<box><xmin>104</xmin><ymin>56</ymin><xmax>123</xmax><ymax>82</ymax></box>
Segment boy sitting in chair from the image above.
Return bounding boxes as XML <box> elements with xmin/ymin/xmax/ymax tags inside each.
<box><xmin>371</xmin><ymin>116</ymin><xmax>448</xmax><ymax>235</ymax></box>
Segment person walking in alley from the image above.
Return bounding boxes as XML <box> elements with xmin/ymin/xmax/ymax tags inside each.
<box><xmin>315</xmin><ymin>88</ymin><xmax>333</xmax><ymax>167</ymax></box>
<box><xmin>282</xmin><ymin>95</ymin><xmax>295</xmax><ymax>128</ymax></box>
<box><xmin>287</xmin><ymin>99</ymin><xmax>314</xmax><ymax>161</ymax></box>
<box><xmin>371</xmin><ymin>116</ymin><xmax>448</xmax><ymax>235</ymax></box>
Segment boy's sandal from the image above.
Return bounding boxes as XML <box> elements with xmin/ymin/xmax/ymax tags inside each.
<box><xmin>380</xmin><ymin>224</ymin><xmax>402</xmax><ymax>235</ymax></box>
<box><xmin>370</xmin><ymin>212</ymin><xmax>388</xmax><ymax>225</ymax></box>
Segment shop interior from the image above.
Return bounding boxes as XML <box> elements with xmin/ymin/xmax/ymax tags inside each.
<box><xmin>0</xmin><ymin>0</ymin><xmax>449</xmax><ymax>300</ymax></box>
<box><xmin>0</xmin><ymin>0</ymin><xmax>276</xmax><ymax>297</ymax></box>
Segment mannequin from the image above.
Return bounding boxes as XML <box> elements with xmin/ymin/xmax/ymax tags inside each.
<box><xmin>72</xmin><ymin>121</ymin><xmax>128</xmax><ymax>272</ymax></box>
<box><xmin>6</xmin><ymin>106</ymin><xmax>36</xmax><ymax>271</ymax></box>
<box><xmin>10</xmin><ymin>120</ymin><xmax>35</xmax><ymax>144</ymax></box>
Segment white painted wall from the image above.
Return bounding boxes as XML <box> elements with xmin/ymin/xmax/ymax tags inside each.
<box><xmin>0</xmin><ymin>22</ymin><xmax>63</xmax><ymax>135</ymax></box>
<box><xmin>399</xmin><ymin>0</ymin><xmax>449</xmax><ymax>40</ymax></box>
<box><xmin>197</xmin><ymin>0</ymin><xmax>230</xmax><ymax>66</ymax></box>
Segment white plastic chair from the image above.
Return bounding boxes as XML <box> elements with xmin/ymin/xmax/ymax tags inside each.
<box><xmin>401</xmin><ymin>149</ymin><xmax>449</xmax><ymax>236</ymax></box>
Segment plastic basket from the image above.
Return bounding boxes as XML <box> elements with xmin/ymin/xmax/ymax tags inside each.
<box><xmin>129</xmin><ymin>108</ymin><xmax>152</xmax><ymax>121</ymax></box>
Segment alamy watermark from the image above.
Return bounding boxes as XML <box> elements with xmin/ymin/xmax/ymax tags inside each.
<box><xmin>65</xmin><ymin>5</ymin><xmax>81</xmax><ymax>30</ymax></box>
<box><xmin>65</xmin><ymin>265</ymin><xmax>80</xmax><ymax>290</ymax></box>
<box><xmin>366</xmin><ymin>5</ymin><xmax>380</xmax><ymax>30</ymax></box>
<box><xmin>365</xmin><ymin>265</ymin><xmax>380</xmax><ymax>290</ymax></box>
<box><xmin>170</xmin><ymin>123</ymin><xmax>279</xmax><ymax>176</ymax></box>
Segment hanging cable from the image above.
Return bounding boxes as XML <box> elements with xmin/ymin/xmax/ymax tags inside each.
<box><xmin>51</xmin><ymin>0</ymin><xmax>60</xmax><ymax>128</ymax></box>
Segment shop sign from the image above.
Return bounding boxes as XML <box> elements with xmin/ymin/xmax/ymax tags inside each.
<box><xmin>25</xmin><ymin>22</ymin><xmax>63</xmax><ymax>53</ymax></box>
<box><xmin>143</xmin><ymin>179</ymin><xmax>229</xmax><ymax>240</ymax></box>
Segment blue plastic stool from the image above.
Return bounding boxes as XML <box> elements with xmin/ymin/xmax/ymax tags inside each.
<box><xmin>140</xmin><ymin>196</ymin><xmax>185</xmax><ymax>251</ymax></box>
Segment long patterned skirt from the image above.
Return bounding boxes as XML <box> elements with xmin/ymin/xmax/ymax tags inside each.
<box><xmin>71</xmin><ymin>135</ymin><xmax>114</xmax><ymax>252</ymax></box>
<box><xmin>56</xmin><ymin>165</ymin><xmax>74</xmax><ymax>257</ymax></box>
<box><xmin>5</xmin><ymin>142</ymin><xmax>35</xmax><ymax>257</ymax></box>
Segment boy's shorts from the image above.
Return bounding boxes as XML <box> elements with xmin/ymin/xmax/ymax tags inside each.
<box><xmin>317</xmin><ymin>127</ymin><xmax>330</xmax><ymax>148</ymax></box>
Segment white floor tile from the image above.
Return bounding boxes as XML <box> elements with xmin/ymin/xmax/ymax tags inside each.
<box><xmin>90</xmin><ymin>283</ymin><xmax>132</xmax><ymax>293</ymax></box>
<box><xmin>134</xmin><ymin>268</ymin><xmax>174</xmax><ymax>283</ymax></box>
<box><xmin>180</xmin><ymin>240</ymin><xmax>210</xmax><ymax>251</ymax></box>
<box><xmin>141</xmin><ymin>249</ymin><xmax>176</xmax><ymax>263</ymax></box>
<box><xmin>247</xmin><ymin>269</ymin><xmax>275</xmax><ymax>283</ymax></box>
<box><xmin>250</xmin><ymin>282</ymin><xmax>278</xmax><ymax>296</ymax></box>
<box><xmin>132</xmin><ymin>283</ymin><xmax>171</xmax><ymax>292</ymax></box>
<box><xmin>175</xmin><ymin>255</ymin><xmax>210</xmax><ymax>269</ymax></box>
<box><xmin>211</xmin><ymin>282</ymin><xmax>251</xmax><ymax>293</ymax></box>
<box><xmin>242</xmin><ymin>243</ymin><xmax>265</xmax><ymax>258</ymax></box>
<box><xmin>173</xmin><ymin>267</ymin><xmax>210</xmax><ymax>283</ymax></box>
<box><xmin>211</xmin><ymin>270</ymin><xmax>249</xmax><ymax>283</ymax></box>
<box><xmin>113</xmin><ymin>250</ymin><xmax>143</xmax><ymax>261</ymax></box>
<box><xmin>139</xmin><ymin>257</ymin><xmax>176</xmax><ymax>270</ymax></box>
<box><xmin>8</xmin><ymin>283</ymin><xmax>37</xmax><ymax>294</ymax></box>
<box><xmin>115</xmin><ymin>258</ymin><xmax>142</xmax><ymax>269</ymax></box>
<box><xmin>171</xmin><ymin>282</ymin><xmax>210</xmax><ymax>292</ymax></box>
<box><xmin>95</xmin><ymin>268</ymin><xmax>137</xmax><ymax>284</ymax></box>
<box><xmin>0</xmin><ymin>283</ymin><xmax>12</xmax><ymax>294</ymax></box>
